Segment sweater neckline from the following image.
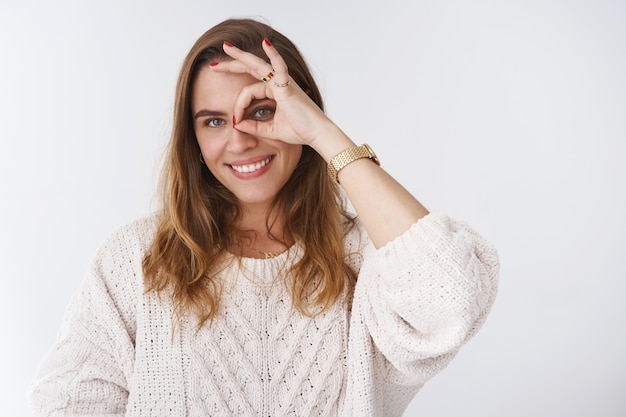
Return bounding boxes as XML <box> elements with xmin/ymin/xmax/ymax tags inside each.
<box><xmin>236</xmin><ymin>241</ymin><xmax>302</xmax><ymax>264</ymax></box>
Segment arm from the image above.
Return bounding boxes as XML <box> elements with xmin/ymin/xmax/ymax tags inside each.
<box><xmin>354</xmin><ymin>214</ymin><xmax>499</xmax><ymax>382</ymax></box>
<box><xmin>308</xmin><ymin>123</ymin><xmax>430</xmax><ymax>248</ymax></box>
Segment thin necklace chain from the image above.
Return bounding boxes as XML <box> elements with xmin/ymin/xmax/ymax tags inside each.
<box><xmin>258</xmin><ymin>249</ymin><xmax>285</xmax><ymax>259</ymax></box>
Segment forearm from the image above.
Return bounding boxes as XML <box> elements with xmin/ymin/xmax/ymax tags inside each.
<box><xmin>311</xmin><ymin>123</ymin><xmax>429</xmax><ymax>248</ymax></box>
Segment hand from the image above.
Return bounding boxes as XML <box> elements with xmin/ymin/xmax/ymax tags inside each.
<box><xmin>210</xmin><ymin>39</ymin><xmax>333</xmax><ymax>148</ymax></box>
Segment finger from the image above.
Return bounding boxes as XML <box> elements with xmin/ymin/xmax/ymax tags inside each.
<box><xmin>211</xmin><ymin>60</ymin><xmax>282</xmax><ymax>91</ymax></box>
<box><xmin>261</xmin><ymin>38</ymin><xmax>289</xmax><ymax>84</ymax></box>
<box><xmin>210</xmin><ymin>60</ymin><xmax>278</xmax><ymax>89</ymax></box>
<box><xmin>222</xmin><ymin>41</ymin><xmax>274</xmax><ymax>81</ymax></box>
<box><xmin>232</xmin><ymin>82</ymin><xmax>274</xmax><ymax>128</ymax></box>
<box><xmin>209</xmin><ymin>59</ymin><xmax>252</xmax><ymax>75</ymax></box>
<box><xmin>234</xmin><ymin>118</ymin><xmax>274</xmax><ymax>140</ymax></box>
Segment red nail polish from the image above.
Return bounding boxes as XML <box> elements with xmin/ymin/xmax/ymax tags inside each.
<box><xmin>209</xmin><ymin>62</ymin><xmax>219</xmax><ymax>67</ymax></box>
<box><xmin>223</xmin><ymin>41</ymin><xmax>233</xmax><ymax>47</ymax></box>
<box><xmin>264</xmin><ymin>38</ymin><xmax>272</xmax><ymax>47</ymax></box>
<box><xmin>232</xmin><ymin>115</ymin><xmax>237</xmax><ymax>125</ymax></box>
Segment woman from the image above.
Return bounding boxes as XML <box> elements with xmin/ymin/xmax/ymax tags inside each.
<box><xmin>29</xmin><ymin>18</ymin><xmax>499</xmax><ymax>417</ymax></box>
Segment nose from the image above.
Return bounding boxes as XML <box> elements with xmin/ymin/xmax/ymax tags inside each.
<box><xmin>226</xmin><ymin>125</ymin><xmax>258</xmax><ymax>153</ymax></box>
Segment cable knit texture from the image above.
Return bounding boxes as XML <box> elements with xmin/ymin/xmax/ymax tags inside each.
<box><xmin>28</xmin><ymin>213</ymin><xmax>499</xmax><ymax>417</ymax></box>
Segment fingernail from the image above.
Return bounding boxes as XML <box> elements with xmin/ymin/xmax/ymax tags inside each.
<box><xmin>264</xmin><ymin>38</ymin><xmax>272</xmax><ymax>47</ymax></box>
<box><xmin>209</xmin><ymin>62</ymin><xmax>219</xmax><ymax>67</ymax></box>
<box><xmin>232</xmin><ymin>115</ymin><xmax>237</xmax><ymax>125</ymax></box>
<box><xmin>223</xmin><ymin>41</ymin><xmax>233</xmax><ymax>47</ymax></box>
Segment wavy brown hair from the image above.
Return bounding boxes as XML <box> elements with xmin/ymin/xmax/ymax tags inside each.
<box><xmin>142</xmin><ymin>18</ymin><xmax>357</xmax><ymax>327</ymax></box>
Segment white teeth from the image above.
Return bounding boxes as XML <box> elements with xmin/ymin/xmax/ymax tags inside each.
<box><xmin>231</xmin><ymin>156</ymin><xmax>272</xmax><ymax>173</ymax></box>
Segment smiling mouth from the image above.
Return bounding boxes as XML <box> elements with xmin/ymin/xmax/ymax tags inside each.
<box><xmin>230</xmin><ymin>156</ymin><xmax>273</xmax><ymax>173</ymax></box>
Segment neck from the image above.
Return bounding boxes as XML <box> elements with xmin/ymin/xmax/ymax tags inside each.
<box><xmin>237</xmin><ymin>204</ymin><xmax>283</xmax><ymax>234</ymax></box>
<box><xmin>234</xmin><ymin>205</ymin><xmax>292</xmax><ymax>258</ymax></box>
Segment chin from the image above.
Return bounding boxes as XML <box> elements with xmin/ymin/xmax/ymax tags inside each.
<box><xmin>233</xmin><ymin>190</ymin><xmax>279</xmax><ymax>207</ymax></box>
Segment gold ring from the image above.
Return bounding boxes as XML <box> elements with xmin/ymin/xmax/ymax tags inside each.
<box><xmin>274</xmin><ymin>80</ymin><xmax>290</xmax><ymax>87</ymax></box>
<box><xmin>261</xmin><ymin>70</ymin><xmax>275</xmax><ymax>82</ymax></box>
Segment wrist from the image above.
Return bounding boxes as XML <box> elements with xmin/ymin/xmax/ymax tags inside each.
<box><xmin>307</xmin><ymin>122</ymin><xmax>356</xmax><ymax>162</ymax></box>
<box><xmin>327</xmin><ymin>144</ymin><xmax>380</xmax><ymax>183</ymax></box>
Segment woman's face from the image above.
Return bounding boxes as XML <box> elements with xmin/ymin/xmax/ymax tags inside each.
<box><xmin>191</xmin><ymin>65</ymin><xmax>302</xmax><ymax>211</ymax></box>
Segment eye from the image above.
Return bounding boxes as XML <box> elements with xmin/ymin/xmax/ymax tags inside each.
<box><xmin>251</xmin><ymin>107</ymin><xmax>275</xmax><ymax>120</ymax></box>
<box><xmin>204</xmin><ymin>118</ymin><xmax>226</xmax><ymax>128</ymax></box>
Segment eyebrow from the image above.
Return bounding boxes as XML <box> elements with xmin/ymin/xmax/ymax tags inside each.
<box><xmin>193</xmin><ymin>109</ymin><xmax>225</xmax><ymax>120</ymax></box>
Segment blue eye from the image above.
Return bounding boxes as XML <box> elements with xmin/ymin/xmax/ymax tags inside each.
<box><xmin>205</xmin><ymin>118</ymin><xmax>225</xmax><ymax>127</ymax></box>
<box><xmin>252</xmin><ymin>107</ymin><xmax>274</xmax><ymax>120</ymax></box>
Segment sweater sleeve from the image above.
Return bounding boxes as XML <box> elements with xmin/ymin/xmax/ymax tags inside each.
<box><xmin>28</xmin><ymin>220</ymin><xmax>150</xmax><ymax>416</ymax></box>
<box><xmin>354</xmin><ymin>213</ymin><xmax>499</xmax><ymax>386</ymax></box>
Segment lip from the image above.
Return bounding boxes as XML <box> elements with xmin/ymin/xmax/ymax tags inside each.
<box><xmin>228</xmin><ymin>155</ymin><xmax>274</xmax><ymax>179</ymax></box>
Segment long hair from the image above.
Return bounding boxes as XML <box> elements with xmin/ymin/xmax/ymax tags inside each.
<box><xmin>142</xmin><ymin>18</ymin><xmax>357</xmax><ymax>327</ymax></box>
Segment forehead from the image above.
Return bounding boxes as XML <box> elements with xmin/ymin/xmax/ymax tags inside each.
<box><xmin>191</xmin><ymin>66</ymin><xmax>259</xmax><ymax>112</ymax></box>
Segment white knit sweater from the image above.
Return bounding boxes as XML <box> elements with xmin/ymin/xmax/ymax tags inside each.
<box><xmin>29</xmin><ymin>213</ymin><xmax>499</xmax><ymax>417</ymax></box>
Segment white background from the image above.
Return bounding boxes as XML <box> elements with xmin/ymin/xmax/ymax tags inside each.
<box><xmin>1</xmin><ymin>0</ymin><xmax>625</xmax><ymax>416</ymax></box>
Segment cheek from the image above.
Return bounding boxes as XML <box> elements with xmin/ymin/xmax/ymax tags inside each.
<box><xmin>197</xmin><ymin>133</ymin><xmax>225</xmax><ymax>156</ymax></box>
<box><xmin>198</xmin><ymin>143</ymin><xmax>222</xmax><ymax>174</ymax></box>
<box><xmin>283</xmin><ymin>145</ymin><xmax>303</xmax><ymax>176</ymax></box>
<box><xmin>288</xmin><ymin>145</ymin><xmax>303</xmax><ymax>166</ymax></box>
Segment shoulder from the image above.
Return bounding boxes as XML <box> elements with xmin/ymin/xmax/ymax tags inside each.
<box><xmin>95</xmin><ymin>213</ymin><xmax>159</xmax><ymax>259</ymax></box>
<box><xmin>61</xmin><ymin>214</ymin><xmax>161</xmax><ymax>339</ymax></box>
<box><xmin>87</xmin><ymin>213</ymin><xmax>159</xmax><ymax>289</ymax></box>
<box><xmin>105</xmin><ymin>213</ymin><xmax>159</xmax><ymax>247</ymax></box>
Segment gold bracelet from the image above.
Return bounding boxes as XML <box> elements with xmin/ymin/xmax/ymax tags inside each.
<box><xmin>327</xmin><ymin>144</ymin><xmax>380</xmax><ymax>183</ymax></box>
